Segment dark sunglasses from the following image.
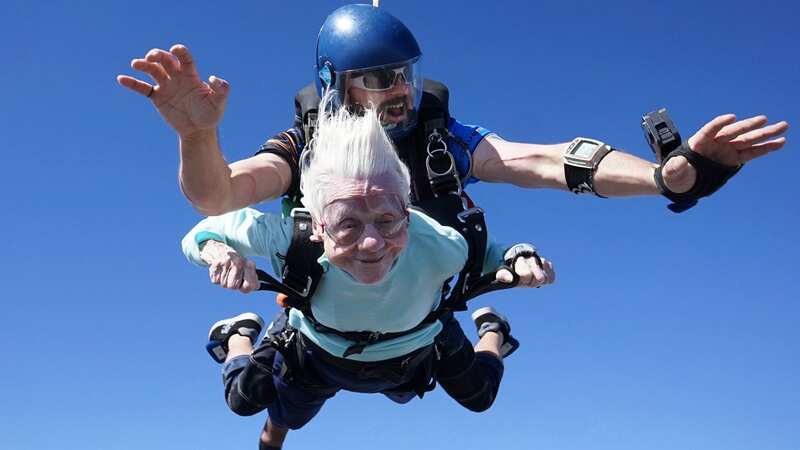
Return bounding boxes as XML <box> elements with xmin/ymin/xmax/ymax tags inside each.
<box><xmin>348</xmin><ymin>65</ymin><xmax>412</xmax><ymax>91</ymax></box>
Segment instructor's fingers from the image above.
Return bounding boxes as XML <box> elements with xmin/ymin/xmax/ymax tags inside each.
<box><xmin>208</xmin><ymin>76</ymin><xmax>230</xmax><ymax>96</ymax></box>
<box><xmin>130</xmin><ymin>58</ymin><xmax>169</xmax><ymax>86</ymax></box>
<box><xmin>145</xmin><ymin>48</ymin><xmax>180</xmax><ymax>77</ymax></box>
<box><xmin>730</xmin><ymin>121</ymin><xmax>789</xmax><ymax>148</ymax></box>
<box><xmin>737</xmin><ymin>137</ymin><xmax>786</xmax><ymax>163</ymax></box>
<box><xmin>116</xmin><ymin>75</ymin><xmax>154</xmax><ymax>98</ymax></box>
<box><xmin>696</xmin><ymin>114</ymin><xmax>737</xmax><ymax>142</ymax></box>
<box><xmin>170</xmin><ymin>44</ymin><xmax>199</xmax><ymax>77</ymax></box>
<box><xmin>715</xmin><ymin>115</ymin><xmax>767</xmax><ymax>143</ymax></box>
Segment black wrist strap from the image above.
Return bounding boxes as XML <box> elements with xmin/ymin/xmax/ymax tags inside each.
<box><xmin>655</xmin><ymin>145</ymin><xmax>742</xmax><ymax>213</ymax></box>
<box><xmin>564</xmin><ymin>148</ymin><xmax>614</xmax><ymax>198</ymax></box>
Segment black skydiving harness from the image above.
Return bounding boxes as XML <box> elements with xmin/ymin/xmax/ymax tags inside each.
<box><xmin>642</xmin><ymin>108</ymin><xmax>742</xmax><ymax>213</ymax></box>
<box><xmin>255</xmin><ymin>79</ymin><xmax>524</xmax><ymax>361</ymax></box>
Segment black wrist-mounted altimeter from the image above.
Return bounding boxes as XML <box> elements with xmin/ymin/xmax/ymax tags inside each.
<box><xmin>563</xmin><ymin>137</ymin><xmax>614</xmax><ymax>196</ymax></box>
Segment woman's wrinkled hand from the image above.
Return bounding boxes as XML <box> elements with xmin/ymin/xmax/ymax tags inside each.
<box><xmin>200</xmin><ymin>240</ymin><xmax>259</xmax><ymax>293</ymax></box>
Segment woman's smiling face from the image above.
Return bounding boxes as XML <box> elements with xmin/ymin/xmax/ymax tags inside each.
<box><xmin>313</xmin><ymin>176</ymin><xmax>409</xmax><ymax>284</ymax></box>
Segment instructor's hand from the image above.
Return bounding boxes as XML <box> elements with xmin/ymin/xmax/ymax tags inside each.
<box><xmin>662</xmin><ymin>114</ymin><xmax>789</xmax><ymax>193</ymax></box>
<box><xmin>117</xmin><ymin>44</ymin><xmax>230</xmax><ymax>138</ymax></box>
<box><xmin>199</xmin><ymin>240</ymin><xmax>259</xmax><ymax>293</ymax></box>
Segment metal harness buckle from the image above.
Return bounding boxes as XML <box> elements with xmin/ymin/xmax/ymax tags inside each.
<box><xmin>425</xmin><ymin>129</ymin><xmax>462</xmax><ymax>196</ymax></box>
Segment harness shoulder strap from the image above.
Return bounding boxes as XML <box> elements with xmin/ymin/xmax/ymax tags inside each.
<box><xmin>295</xmin><ymin>83</ymin><xmax>321</xmax><ymax>146</ymax></box>
<box><xmin>420</xmin><ymin>79</ymin><xmax>450</xmax><ymax>126</ymax></box>
<box><xmin>256</xmin><ymin>208</ymin><xmax>323</xmax><ymax>315</ymax></box>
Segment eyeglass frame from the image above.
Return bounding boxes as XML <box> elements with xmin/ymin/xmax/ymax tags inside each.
<box><xmin>319</xmin><ymin>209</ymin><xmax>410</xmax><ymax>247</ymax></box>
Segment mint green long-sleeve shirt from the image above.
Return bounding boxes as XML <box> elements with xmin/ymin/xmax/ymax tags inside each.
<box><xmin>182</xmin><ymin>208</ymin><xmax>505</xmax><ymax>361</ymax></box>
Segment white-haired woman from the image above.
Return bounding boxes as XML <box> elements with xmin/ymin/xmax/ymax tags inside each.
<box><xmin>182</xmin><ymin>104</ymin><xmax>555</xmax><ymax>449</ymax></box>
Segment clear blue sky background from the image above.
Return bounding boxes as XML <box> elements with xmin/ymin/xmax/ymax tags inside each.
<box><xmin>1</xmin><ymin>1</ymin><xmax>798</xmax><ymax>449</ymax></box>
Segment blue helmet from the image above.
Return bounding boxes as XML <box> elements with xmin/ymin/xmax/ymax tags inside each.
<box><xmin>316</xmin><ymin>4</ymin><xmax>424</xmax><ymax>138</ymax></box>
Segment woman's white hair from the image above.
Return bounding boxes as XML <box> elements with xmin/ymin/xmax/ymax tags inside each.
<box><xmin>299</xmin><ymin>93</ymin><xmax>411</xmax><ymax>219</ymax></box>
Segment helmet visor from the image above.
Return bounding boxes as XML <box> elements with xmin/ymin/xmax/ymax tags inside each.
<box><xmin>334</xmin><ymin>58</ymin><xmax>422</xmax><ymax>137</ymax></box>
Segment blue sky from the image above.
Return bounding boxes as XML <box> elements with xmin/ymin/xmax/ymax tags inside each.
<box><xmin>1</xmin><ymin>1</ymin><xmax>798</xmax><ymax>449</ymax></box>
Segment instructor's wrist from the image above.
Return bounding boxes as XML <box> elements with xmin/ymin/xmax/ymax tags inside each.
<box><xmin>660</xmin><ymin>156</ymin><xmax>697</xmax><ymax>194</ymax></box>
<box><xmin>179</xmin><ymin>127</ymin><xmax>217</xmax><ymax>144</ymax></box>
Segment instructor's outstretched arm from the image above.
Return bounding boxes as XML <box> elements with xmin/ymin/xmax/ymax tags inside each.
<box><xmin>117</xmin><ymin>44</ymin><xmax>291</xmax><ymax>215</ymax></box>
<box><xmin>472</xmin><ymin>114</ymin><xmax>788</xmax><ymax>198</ymax></box>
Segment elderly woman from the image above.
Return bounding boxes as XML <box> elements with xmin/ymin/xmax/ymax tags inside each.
<box><xmin>181</xmin><ymin>104</ymin><xmax>555</xmax><ymax>449</ymax></box>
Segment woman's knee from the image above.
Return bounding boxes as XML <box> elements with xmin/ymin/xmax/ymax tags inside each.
<box><xmin>224</xmin><ymin>350</ymin><xmax>279</xmax><ymax>416</ymax></box>
<box><xmin>227</xmin><ymin>386</ymin><xmax>267</xmax><ymax>416</ymax></box>
<box><xmin>436</xmin><ymin>349</ymin><xmax>504</xmax><ymax>413</ymax></box>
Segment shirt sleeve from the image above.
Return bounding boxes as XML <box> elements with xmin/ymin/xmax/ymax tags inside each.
<box><xmin>254</xmin><ymin>126</ymin><xmax>305</xmax><ymax>199</ymax></box>
<box><xmin>446</xmin><ymin>117</ymin><xmax>494</xmax><ymax>186</ymax></box>
<box><xmin>482</xmin><ymin>236</ymin><xmax>508</xmax><ymax>275</ymax></box>
<box><xmin>181</xmin><ymin>208</ymin><xmax>294</xmax><ymax>274</ymax></box>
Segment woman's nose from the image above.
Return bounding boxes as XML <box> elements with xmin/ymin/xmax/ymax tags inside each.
<box><xmin>358</xmin><ymin>223</ymin><xmax>385</xmax><ymax>251</ymax></box>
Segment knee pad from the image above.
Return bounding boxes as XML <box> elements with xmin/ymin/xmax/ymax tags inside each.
<box><xmin>227</xmin><ymin>383</ymin><xmax>268</xmax><ymax>417</ymax></box>
<box><xmin>436</xmin><ymin>349</ymin><xmax>504</xmax><ymax>413</ymax></box>
<box><xmin>436</xmin><ymin>336</ymin><xmax>474</xmax><ymax>378</ymax></box>
<box><xmin>225</xmin><ymin>345</ymin><xmax>278</xmax><ymax>416</ymax></box>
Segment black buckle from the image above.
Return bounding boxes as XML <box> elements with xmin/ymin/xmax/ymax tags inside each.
<box><xmin>281</xmin><ymin>266</ymin><xmax>313</xmax><ymax>298</ymax></box>
<box><xmin>457</xmin><ymin>207</ymin><xmax>485</xmax><ymax>233</ymax></box>
<box><xmin>455</xmin><ymin>207</ymin><xmax>487</xmax><ymax>292</ymax></box>
<box><xmin>343</xmin><ymin>331</ymin><xmax>382</xmax><ymax>358</ymax></box>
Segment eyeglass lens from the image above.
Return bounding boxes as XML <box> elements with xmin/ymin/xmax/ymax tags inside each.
<box><xmin>326</xmin><ymin>214</ymin><xmax>407</xmax><ymax>246</ymax></box>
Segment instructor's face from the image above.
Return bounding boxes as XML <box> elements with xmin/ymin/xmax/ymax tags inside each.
<box><xmin>345</xmin><ymin>80</ymin><xmax>412</xmax><ymax>127</ymax></box>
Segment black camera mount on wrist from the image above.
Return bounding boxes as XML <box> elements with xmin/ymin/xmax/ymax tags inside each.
<box><xmin>641</xmin><ymin>108</ymin><xmax>741</xmax><ymax>213</ymax></box>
